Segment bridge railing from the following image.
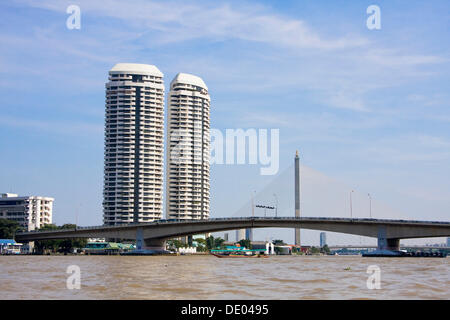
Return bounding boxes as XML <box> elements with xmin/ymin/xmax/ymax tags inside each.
<box><xmin>16</xmin><ymin>216</ymin><xmax>450</xmax><ymax>235</ymax></box>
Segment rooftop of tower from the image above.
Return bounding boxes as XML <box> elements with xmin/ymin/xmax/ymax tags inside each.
<box><xmin>171</xmin><ymin>72</ymin><xmax>208</xmax><ymax>90</ymax></box>
<box><xmin>109</xmin><ymin>63</ymin><xmax>163</xmax><ymax>77</ymax></box>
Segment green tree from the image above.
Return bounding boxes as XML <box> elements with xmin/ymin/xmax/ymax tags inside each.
<box><xmin>59</xmin><ymin>224</ymin><xmax>87</xmax><ymax>253</ymax></box>
<box><xmin>194</xmin><ymin>238</ymin><xmax>207</xmax><ymax>252</ymax></box>
<box><xmin>214</xmin><ymin>237</ymin><xmax>225</xmax><ymax>249</ymax></box>
<box><xmin>238</xmin><ymin>239</ymin><xmax>251</xmax><ymax>249</ymax></box>
<box><xmin>34</xmin><ymin>224</ymin><xmax>60</xmax><ymax>254</ymax></box>
<box><xmin>272</xmin><ymin>239</ymin><xmax>285</xmax><ymax>245</ymax></box>
<box><xmin>195</xmin><ymin>238</ymin><xmax>206</xmax><ymax>246</ymax></box>
<box><xmin>0</xmin><ymin>219</ymin><xmax>22</xmax><ymax>239</ymax></box>
<box><xmin>167</xmin><ymin>239</ymin><xmax>188</xmax><ymax>250</ymax></box>
<box><xmin>310</xmin><ymin>246</ymin><xmax>321</xmax><ymax>254</ymax></box>
<box><xmin>206</xmin><ymin>236</ymin><xmax>225</xmax><ymax>250</ymax></box>
<box><xmin>321</xmin><ymin>244</ymin><xmax>330</xmax><ymax>254</ymax></box>
<box><xmin>206</xmin><ymin>235</ymin><xmax>215</xmax><ymax>250</ymax></box>
<box><xmin>34</xmin><ymin>224</ymin><xmax>87</xmax><ymax>254</ymax></box>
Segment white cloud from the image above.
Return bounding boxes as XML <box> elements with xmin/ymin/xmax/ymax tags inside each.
<box><xmin>417</xmin><ymin>135</ymin><xmax>450</xmax><ymax>148</ymax></box>
<box><xmin>7</xmin><ymin>0</ymin><xmax>448</xmax><ymax>116</ymax></box>
<box><xmin>0</xmin><ymin>115</ymin><xmax>103</xmax><ymax>136</ymax></box>
<box><xmin>360</xmin><ymin>134</ymin><xmax>450</xmax><ymax>164</ymax></box>
<box><xmin>17</xmin><ymin>0</ymin><xmax>367</xmax><ymax>50</ymax></box>
<box><xmin>365</xmin><ymin>49</ymin><xmax>447</xmax><ymax>67</ymax></box>
<box><xmin>326</xmin><ymin>91</ymin><xmax>369</xmax><ymax>112</ymax></box>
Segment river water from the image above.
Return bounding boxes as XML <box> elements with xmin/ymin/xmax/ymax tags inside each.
<box><xmin>0</xmin><ymin>255</ymin><xmax>448</xmax><ymax>299</ymax></box>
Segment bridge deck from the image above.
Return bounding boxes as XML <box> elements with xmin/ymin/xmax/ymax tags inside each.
<box><xmin>15</xmin><ymin>217</ymin><xmax>450</xmax><ymax>243</ymax></box>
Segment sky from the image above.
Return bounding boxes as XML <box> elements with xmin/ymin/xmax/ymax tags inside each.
<box><xmin>0</xmin><ymin>0</ymin><xmax>449</xmax><ymax>245</ymax></box>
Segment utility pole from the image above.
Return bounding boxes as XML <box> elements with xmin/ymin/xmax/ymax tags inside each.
<box><xmin>273</xmin><ymin>193</ymin><xmax>278</xmax><ymax>217</ymax></box>
<box><xmin>350</xmin><ymin>190</ymin><xmax>354</xmax><ymax>219</ymax></box>
<box><xmin>252</xmin><ymin>191</ymin><xmax>255</xmax><ymax>217</ymax></box>
<box><xmin>246</xmin><ymin>191</ymin><xmax>256</xmax><ymax>241</ymax></box>
<box><xmin>368</xmin><ymin>193</ymin><xmax>372</xmax><ymax>218</ymax></box>
<box><xmin>75</xmin><ymin>203</ymin><xmax>81</xmax><ymax>230</ymax></box>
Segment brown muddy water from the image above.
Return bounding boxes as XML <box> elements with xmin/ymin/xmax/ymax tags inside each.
<box><xmin>0</xmin><ymin>255</ymin><xmax>448</xmax><ymax>299</ymax></box>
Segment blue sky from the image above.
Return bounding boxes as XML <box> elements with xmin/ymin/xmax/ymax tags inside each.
<box><xmin>0</xmin><ymin>0</ymin><xmax>449</xmax><ymax>245</ymax></box>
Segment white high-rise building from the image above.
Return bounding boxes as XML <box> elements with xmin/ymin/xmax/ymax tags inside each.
<box><xmin>0</xmin><ymin>193</ymin><xmax>53</xmax><ymax>231</ymax></box>
<box><xmin>103</xmin><ymin>63</ymin><xmax>164</xmax><ymax>225</ymax></box>
<box><xmin>236</xmin><ymin>229</ymin><xmax>246</xmax><ymax>242</ymax></box>
<box><xmin>166</xmin><ymin>73</ymin><xmax>210</xmax><ymax>220</ymax></box>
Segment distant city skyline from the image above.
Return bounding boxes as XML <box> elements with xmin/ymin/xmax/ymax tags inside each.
<box><xmin>0</xmin><ymin>0</ymin><xmax>449</xmax><ymax>246</ymax></box>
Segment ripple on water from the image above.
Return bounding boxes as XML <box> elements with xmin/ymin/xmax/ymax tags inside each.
<box><xmin>0</xmin><ymin>256</ymin><xmax>448</xmax><ymax>299</ymax></box>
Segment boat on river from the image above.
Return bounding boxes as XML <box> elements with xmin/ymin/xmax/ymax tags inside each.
<box><xmin>210</xmin><ymin>246</ymin><xmax>268</xmax><ymax>258</ymax></box>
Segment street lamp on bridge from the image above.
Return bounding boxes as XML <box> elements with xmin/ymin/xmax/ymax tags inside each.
<box><xmin>273</xmin><ymin>193</ymin><xmax>278</xmax><ymax>217</ymax></box>
<box><xmin>256</xmin><ymin>204</ymin><xmax>275</xmax><ymax>217</ymax></box>
<box><xmin>350</xmin><ymin>190</ymin><xmax>354</xmax><ymax>219</ymax></box>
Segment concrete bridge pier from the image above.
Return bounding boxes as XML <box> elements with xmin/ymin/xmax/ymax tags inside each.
<box><xmin>143</xmin><ymin>238</ymin><xmax>167</xmax><ymax>253</ymax></box>
<box><xmin>378</xmin><ymin>238</ymin><xmax>400</xmax><ymax>251</ymax></box>
<box><xmin>377</xmin><ymin>226</ymin><xmax>400</xmax><ymax>251</ymax></box>
<box><xmin>363</xmin><ymin>237</ymin><xmax>402</xmax><ymax>257</ymax></box>
<box><xmin>362</xmin><ymin>226</ymin><xmax>403</xmax><ymax>256</ymax></box>
<box><xmin>133</xmin><ymin>228</ymin><xmax>167</xmax><ymax>254</ymax></box>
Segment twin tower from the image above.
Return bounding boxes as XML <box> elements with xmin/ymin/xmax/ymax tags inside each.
<box><xmin>103</xmin><ymin>63</ymin><xmax>210</xmax><ymax>226</ymax></box>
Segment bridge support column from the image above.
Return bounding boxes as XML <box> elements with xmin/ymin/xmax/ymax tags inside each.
<box><xmin>385</xmin><ymin>238</ymin><xmax>400</xmax><ymax>251</ymax></box>
<box><xmin>377</xmin><ymin>227</ymin><xmax>400</xmax><ymax>251</ymax></box>
<box><xmin>377</xmin><ymin>237</ymin><xmax>400</xmax><ymax>251</ymax></box>
<box><xmin>143</xmin><ymin>238</ymin><xmax>167</xmax><ymax>253</ymax></box>
<box><xmin>136</xmin><ymin>228</ymin><xmax>144</xmax><ymax>250</ymax></box>
<box><xmin>133</xmin><ymin>228</ymin><xmax>167</xmax><ymax>254</ymax></box>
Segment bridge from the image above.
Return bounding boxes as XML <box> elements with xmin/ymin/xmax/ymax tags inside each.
<box><xmin>15</xmin><ymin>217</ymin><xmax>450</xmax><ymax>253</ymax></box>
